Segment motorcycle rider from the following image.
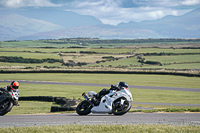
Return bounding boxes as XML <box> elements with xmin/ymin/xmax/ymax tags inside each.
<box><xmin>95</xmin><ymin>81</ymin><xmax>128</xmax><ymax>101</ymax></box>
<box><xmin>0</xmin><ymin>81</ymin><xmax>20</xmax><ymax>105</ymax></box>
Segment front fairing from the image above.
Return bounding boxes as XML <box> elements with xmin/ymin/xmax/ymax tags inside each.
<box><xmin>11</xmin><ymin>90</ymin><xmax>19</xmax><ymax>100</ymax></box>
<box><xmin>123</xmin><ymin>88</ymin><xmax>133</xmax><ymax>102</ymax></box>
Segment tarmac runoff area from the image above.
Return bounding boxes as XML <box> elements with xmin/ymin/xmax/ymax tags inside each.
<box><xmin>0</xmin><ymin>80</ymin><xmax>200</xmax><ymax>107</ymax></box>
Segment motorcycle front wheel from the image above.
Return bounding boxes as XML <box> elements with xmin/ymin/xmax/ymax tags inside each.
<box><xmin>76</xmin><ymin>100</ymin><xmax>92</xmax><ymax>115</ymax></box>
<box><xmin>112</xmin><ymin>97</ymin><xmax>131</xmax><ymax>115</ymax></box>
<box><xmin>0</xmin><ymin>101</ymin><xmax>13</xmax><ymax>116</ymax></box>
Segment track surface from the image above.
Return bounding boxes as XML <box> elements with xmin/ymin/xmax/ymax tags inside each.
<box><xmin>0</xmin><ymin>113</ymin><xmax>200</xmax><ymax>127</ymax></box>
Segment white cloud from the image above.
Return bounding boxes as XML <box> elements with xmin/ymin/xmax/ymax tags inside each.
<box><xmin>1</xmin><ymin>0</ymin><xmax>199</xmax><ymax>25</ymax></box>
<box><xmin>75</xmin><ymin>1</ymin><xmax>104</xmax><ymax>8</ymax></box>
<box><xmin>0</xmin><ymin>0</ymin><xmax>61</xmax><ymax>8</ymax></box>
<box><xmin>67</xmin><ymin>1</ymin><xmax>192</xmax><ymax>25</ymax></box>
<box><xmin>182</xmin><ymin>0</ymin><xmax>200</xmax><ymax>5</ymax></box>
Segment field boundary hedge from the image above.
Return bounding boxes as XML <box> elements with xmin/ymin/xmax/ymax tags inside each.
<box><xmin>1</xmin><ymin>70</ymin><xmax>200</xmax><ymax>77</ymax></box>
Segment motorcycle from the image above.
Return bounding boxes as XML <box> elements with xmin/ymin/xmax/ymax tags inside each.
<box><xmin>76</xmin><ymin>86</ymin><xmax>133</xmax><ymax>115</ymax></box>
<box><xmin>0</xmin><ymin>89</ymin><xmax>19</xmax><ymax>116</ymax></box>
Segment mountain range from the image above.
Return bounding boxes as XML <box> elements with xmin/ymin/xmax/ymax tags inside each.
<box><xmin>0</xmin><ymin>8</ymin><xmax>199</xmax><ymax>41</ymax></box>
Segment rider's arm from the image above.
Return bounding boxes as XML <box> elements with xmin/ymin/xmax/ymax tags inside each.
<box><xmin>110</xmin><ymin>85</ymin><xmax>120</xmax><ymax>91</ymax></box>
<box><xmin>0</xmin><ymin>87</ymin><xmax>7</xmax><ymax>92</ymax></box>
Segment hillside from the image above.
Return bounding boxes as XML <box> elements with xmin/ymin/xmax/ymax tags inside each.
<box><xmin>0</xmin><ymin>8</ymin><xmax>200</xmax><ymax>41</ymax></box>
<box><xmin>117</xmin><ymin>8</ymin><xmax>200</xmax><ymax>38</ymax></box>
<box><xmin>0</xmin><ymin>13</ymin><xmax>63</xmax><ymax>41</ymax></box>
<box><xmin>17</xmin><ymin>25</ymin><xmax>162</xmax><ymax>40</ymax></box>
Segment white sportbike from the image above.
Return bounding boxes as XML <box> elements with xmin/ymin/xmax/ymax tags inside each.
<box><xmin>76</xmin><ymin>85</ymin><xmax>133</xmax><ymax>115</ymax></box>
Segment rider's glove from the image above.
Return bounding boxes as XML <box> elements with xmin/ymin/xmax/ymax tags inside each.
<box><xmin>0</xmin><ymin>87</ymin><xmax>7</xmax><ymax>92</ymax></box>
<box><xmin>110</xmin><ymin>85</ymin><xmax>119</xmax><ymax>90</ymax></box>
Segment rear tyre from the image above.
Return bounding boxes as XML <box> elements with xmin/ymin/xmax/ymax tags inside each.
<box><xmin>112</xmin><ymin>97</ymin><xmax>131</xmax><ymax>115</ymax></box>
<box><xmin>76</xmin><ymin>100</ymin><xmax>92</xmax><ymax>115</ymax></box>
<box><xmin>0</xmin><ymin>101</ymin><xmax>13</xmax><ymax>116</ymax></box>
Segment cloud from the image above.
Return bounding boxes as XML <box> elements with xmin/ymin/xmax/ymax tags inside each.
<box><xmin>181</xmin><ymin>0</ymin><xmax>200</xmax><ymax>5</ymax></box>
<box><xmin>0</xmin><ymin>0</ymin><xmax>199</xmax><ymax>25</ymax></box>
<box><xmin>65</xmin><ymin>0</ymin><xmax>197</xmax><ymax>25</ymax></box>
<box><xmin>0</xmin><ymin>0</ymin><xmax>61</xmax><ymax>8</ymax></box>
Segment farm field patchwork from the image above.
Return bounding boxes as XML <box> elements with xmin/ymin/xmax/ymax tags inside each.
<box><xmin>0</xmin><ymin>38</ymin><xmax>200</xmax><ymax>71</ymax></box>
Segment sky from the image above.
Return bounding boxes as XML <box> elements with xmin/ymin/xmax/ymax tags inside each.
<box><xmin>0</xmin><ymin>0</ymin><xmax>200</xmax><ymax>25</ymax></box>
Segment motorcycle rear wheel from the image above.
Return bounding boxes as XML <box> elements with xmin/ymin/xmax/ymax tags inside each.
<box><xmin>76</xmin><ymin>100</ymin><xmax>92</xmax><ymax>115</ymax></box>
<box><xmin>0</xmin><ymin>101</ymin><xmax>13</xmax><ymax>116</ymax></box>
<box><xmin>112</xmin><ymin>97</ymin><xmax>131</xmax><ymax>115</ymax></box>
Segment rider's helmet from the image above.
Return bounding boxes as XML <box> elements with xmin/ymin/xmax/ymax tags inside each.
<box><xmin>118</xmin><ymin>82</ymin><xmax>128</xmax><ymax>89</ymax></box>
<box><xmin>10</xmin><ymin>81</ymin><xmax>19</xmax><ymax>91</ymax></box>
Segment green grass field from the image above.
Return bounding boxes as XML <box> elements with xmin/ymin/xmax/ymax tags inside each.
<box><xmin>88</xmin><ymin>48</ymin><xmax>135</xmax><ymax>53</ymax></box>
<box><xmin>1</xmin><ymin>124</ymin><xmax>200</xmax><ymax>133</ymax></box>
<box><xmin>0</xmin><ymin>40</ymin><xmax>81</xmax><ymax>48</ymax></box>
<box><xmin>8</xmin><ymin>101</ymin><xmax>54</xmax><ymax>115</ymax></box>
<box><xmin>1</xmin><ymin>73</ymin><xmax>200</xmax><ymax>88</ymax></box>
<box><xmin>135</xmin><ymin>48</ymin><xmax>200</xmax><ymax>54</ymax></box>
<box><xmin>0</xmin><ymin>62</ymin><xmax>62</xmax><ymax>68</ymax></box>
<box><xmin>0</xmin><ymin>52</ymin><xmax>61</xmax><ymax>59</ymax></box>
<box><xmin>144</xmin><ymin>55</ymin><xmax>200</xmax><ymax>64</ymax></box>
<box><xmin>0</xmin><ymin>47</ymin><xmax>87</xmax><ymax>53</ymax></box>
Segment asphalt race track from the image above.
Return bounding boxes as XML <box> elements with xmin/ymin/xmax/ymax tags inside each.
<box><xmin>0</xmin><ymin>113</ymin><xmax>200</xmax><ymax>127</ymax></box>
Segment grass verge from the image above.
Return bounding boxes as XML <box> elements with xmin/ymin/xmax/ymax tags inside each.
<box><xmin>130</xmin><ymin>108</ymin><xmax>200</xmax><ymax>113</ymax></box>
<box><xmin>1</xmin><ymin>125</ymin><xmax>200</xmax><ymax>133</ymax></box>
<box><xmin>7</xmin><ymin>101</ymin><xmax>54</xmax><ymax>115</ymax></box>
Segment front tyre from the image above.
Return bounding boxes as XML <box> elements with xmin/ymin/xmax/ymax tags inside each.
<box><xmin>112</xmin><ymin>97</ymin><xmax>131</xmax><ymax>115</ymax></box>
<box><xmin>76</xmin><ymin>100</ymin><xmax>92</xmax><ymax>115</ymax></box>
<box><xmin>0</xmin><ymin>101</ymin><xmax>13</xmax><ymax>116</ymax></box>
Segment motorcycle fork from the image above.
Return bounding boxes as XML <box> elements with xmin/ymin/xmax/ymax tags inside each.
<box><xmin>82</xmin><ymin>92</ymin><xmax>94</xmax><ymax>107</ymax></box>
